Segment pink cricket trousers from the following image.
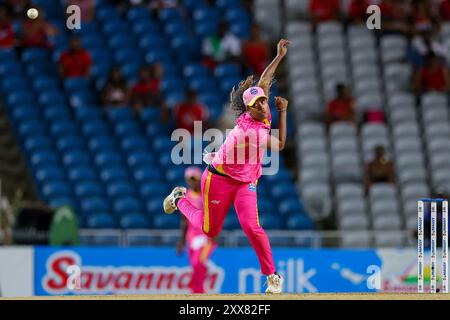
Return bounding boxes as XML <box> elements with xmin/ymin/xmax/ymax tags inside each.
<box><xmin>187</xmin><ymin>239</ymin><xmax>217</xmax><ymax>293</ymax></box>
<box><xmin>177</xmin><ymin>169</ymin><xmax>276</xmax><ymax>275</ymax></box>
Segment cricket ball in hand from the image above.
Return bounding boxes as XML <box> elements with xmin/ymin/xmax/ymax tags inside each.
<box><xmin>27</xmin><ymin>8</ymin><xmax>39</xmax><ymax>20</ymax></box>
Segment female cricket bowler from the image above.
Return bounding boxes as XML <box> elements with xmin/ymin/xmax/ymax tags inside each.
<box><xmin>177</xmin><ymin>166</ymin><xmax>217</xmax><ymax>294</ymax></box>
<box><xmin>164</xmin><ymin>39</ymin><xmax>289</xmax><ymax>294</ymax></box>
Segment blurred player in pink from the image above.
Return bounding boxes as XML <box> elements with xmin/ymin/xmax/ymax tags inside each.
<box><xmin>176</xmin><ymin>166</ymin><xmax>217</xmax><ymax>294</ymax></box>
<box><xmin>164</xmin><ymin>39</ymin><xmax>289</xmax><ymax>294</ymax></box>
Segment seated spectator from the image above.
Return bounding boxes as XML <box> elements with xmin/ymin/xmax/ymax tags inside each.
<box><xmin>379</xmin><ymin>0</ymin><xmax>410</xmax><ymax>35</ymax></box>
<box><xmin>0</xmin><ymin>5</ymin><xmax>15</xmax><ymax>49</ymax></box>
<box><xmin>408</xmin><ymin>30</ymin><xmax>447</xmax><ymax>67</ymax></box>
<box><xmin>21</xmin><ymin>7</ymin><xmax>58</xmax><ymax>49</ymax></box>
<box><xmin>326</xmin><ymin>84</ymin><xmax>356</xmax><ymax>125</ymax></box>
<box><xmin>440</xmin><ymin>0</ymin><xmax>450</xmax><ymax>21</ymax></box>
<box><xmin>65</xmin><ymin>0</ymin><xmax>96</xmax><ymax>22</ymax></box>
<box><xmin>131</xmin><ymin>64</ymin><xmax>169</xmax><ymax>120</ymax></box>
<box><xmin>59</xmin><ymin>36</ymin><xmax>92</xmax><ymax>78</ymax></box>
<box><xmin>347</xmin><ymin>0</ymin><xmax>370</xmax><ymax>24</ymax></box>
<box><xmin>202</xmin><ymin>21</ymin><xmax>241</xmax><ymax>70</ymax></box>
<box><xmin>101</xmin><ymin>67</ymin><xmax>131</xmax><ymax>107</ymax></box>
<box><xmin>242</xmin><ymin>24</ymin><xmax>268</xmax><ymax>77</ymax></box>
<box><xmin>413</xmin><ymin>52</ymin><xmax>450</xmax><ymax>93</ymax></box>
<box><xmin>175</xmin><ymin>90</ymin><xmax>209</xmax><ymax>134</ymax></box>
<box><xmin>366</xmin><ymin>145</ymin><xmax>396</xmax><ymax>188</ymax></box>
<box><xmin>5</xmin><ymin>0</ymin><xmax>31</xmax><ymax>19</ymax></box>
<box><xmin>410</xmin><ymin>0</ymin><xmax>437</xmax><ymax>34</ymax></box>
<box><xmin>309</xmin><ymin>0</ymin><xmax>341</xmax><ymax>26</ymax></box>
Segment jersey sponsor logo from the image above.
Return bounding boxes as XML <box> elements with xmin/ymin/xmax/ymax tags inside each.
<box><xmin>249</xmin><ymin>184</ymin><xmax>256</xmax><ymax>192</ymax></box>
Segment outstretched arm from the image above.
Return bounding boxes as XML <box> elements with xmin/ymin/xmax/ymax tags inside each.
<box><xmin>268</xmin><ymin>96</ymin><xmax>288</xmax><ymax>151</ymax></box>
<box><xmin>257</xmin><ymin>39</ymin><xmax>289</xmax><ymax>96</ymax></box>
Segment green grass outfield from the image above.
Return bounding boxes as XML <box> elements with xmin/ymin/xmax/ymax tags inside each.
<box><xmin>3</xmin><ymin>293</ymin><xmax>450</xmax><ymax>300</ymax></box>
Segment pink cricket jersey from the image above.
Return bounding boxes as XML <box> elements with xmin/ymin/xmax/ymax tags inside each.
<box><xmin>211</xmin><ymin>111</ymin><xmax>271</xmax><ymax>183</ymax></box>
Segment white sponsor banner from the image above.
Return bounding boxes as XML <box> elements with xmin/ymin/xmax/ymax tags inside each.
<box><xmin>0</xmin><ymin>247</ymin><xmax>34</xmax><ymax>297</ymax></box>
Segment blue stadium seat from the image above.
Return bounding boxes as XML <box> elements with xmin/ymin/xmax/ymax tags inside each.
<box><xmin>214</xmin><ymin>63</ymin><xmax>241</xmax><ymax>78</ymax></box>
<box><xmin>153</xmin><ymin>136</ymin><xmax>174</xmax><ymax>152</ymax></box>
<box><xmin>50</xmin><ymin>121</ymin><xmax>78</xmax><ymax>137</ymax></box>
<box><xmin>39</xmin><ymin>92</ymin><xmax>66</xmax><ymax>106</ymax></box>
<box><xmin>190</xmin><ymin>76</ymin><xmax>218</xmax><ymax>92</ymax></box>
<box><xmin>138</xmin><ymin>34</ymin><xmax>167</xmax><ymax>50</ymax></box>
<box><xmin>64</xmin><ymin>78</ymin><xmax>90</xmax><ymax>92</ymax></box>
<box><xmin>0</xmin><ymin>50</ymin><xmax>17</xmax><ymax>62</ymax></box>
<box><xmin>94</xmin><ymin>151</ymin><xmax>124</xmax><ymax>167</ymax></box>
<box><xmin>56</xmin><ymin>136</ymin><xmax>85</xmax><ymax>152</ymax></box>
<box><xmin>86</xmin><ymin>213</ymin><xmax>116</xmax><ymax>229</ymax></box>
<box><xmin>70</xmin><ymin>91</ymin><xmax>96</xmax><ymax>108</ymax></box>
<box><xmin>32</xmin><ymin>77</ymin><xmax>59</xmax><ymax>91</ymax></box>
<box><xmin>88</xmin><ymin>136</ymin><xmax>117</xmax><ymax>152</ymax></box>
<box><xmin>216</xmin><ymin>0</ymin><xmax>242</xmax><ymax>10</ymax></box>
<box><xmin>193</xmin><ymin>7</ymin><xmax>221</xmax><ymax>22</ymax></box>
<box><xmin>139</xmin><ymin>182</ymin><xmax>166</xmax><ymax>198</ymax></box>
<box><xmin>22</xmin><ymin>48</ymin><xmax>49</xmax><ymax>63</ymax></box>
<box><xmin>166</xmin><ymin>167</ymin><xmax>185</xmax><ymax>183</ymax></box>
<box><xmin>31</xmin><ymin>151</ymin><xmax>59</xmax><ymax>167</ymax></box>
<box><xmin>43</xmin><ymin>107</ymin><xmax>71</xmax><ymax>122</ymax></box>
<box><xmin>271</xmin><ymin>183</ymin><xmax>298</xmax><ymax>198</ymax></box>
<box><xmin>100</xmin><ymin>166</ymin><xmax>129</xmax><ymax>182</ymax></box>
<box><xmin>68</xmin><ymin>166</ymin><xmax>98</xmax><ymax>182</ymax></box>
<box><xmin>133</xmin><ymin>167</ymin><xmax>163</xmax><ymax>182</ymax></box>
<box><xmin>146</xmin><ymin>196</ymin><xmax>165</xmax><ymax>215</ymax></box>
<box><xmin>35</xmin><ymin>166</ymin><xmax>66</xmax><ymax>183</ymax></box>
<box><xmin>126</xmin><ymin>7</ymin><xmax>150</xmax><ymax>21</ymax></box>
<box><xmin>74</xmin><ymin>106</ymin><xmax>102</xmax><ymax>121</ymax></box>
<box><xmin>256</xmin><ymin>198</ymin><xmax>275</xmax><ymax>213</ymax></box>
<box><xmin>161</xmin><ymin>77</ymin><xmax>187</xmax><ymax>93</ymax></box>
<box><xmin>1</xmin><ymin>76</ymin><xmax>29</xmax><ymax>93</ymax></box>
<box><xmin>121</xmin><ymin>137</ymin><xmax>149</xmax><ymax>152</ymax></box>
<box><xmin>198</xmin><ymin>93</ymin><xmax>223</xmax><ymax>107</ymax></box>
<box><xmin>80</xmin><ymin>197</ymin><xmax>110</xmax><ymax>214</ymax></box>
<box><xmin>220</xmin><ymin>76</ymin><xmax>241</xmax><ymax>93</ymax></box>
<box><xmin>127</xmin><ymin>151</ymin><xmax>156</xmax><ymax>168</ymax></box>
<box><xmin>7</xmin><ymin>91</ymin><xmax>34</xmax><ymax>106</ymax></box>
<box><xmin>153</xmin><ymin>214</ymin><xmax>179</xmax><ymax>229</ymax></box>
<box><xmin>42</xmin><ymin>181</ymin><xmax>72</xmax><ymax>199</ymax></box>
<box><xmin>159</xmin><ymin>8</ymin><xmax>183</xmax><ymax>22</ymax></box>
<box><xmin>114</xmin><ymin>122</ymin><xmax>140</xmax><ymax>137</ymax></box>
<box><xmin>194</xmin><ymin>21</ymin><xmax>218</xmax><ymax>37</ymax></box>
<box><xmin>120</xmin><ymin>213</ymin><xmax>150</xmax><ymax>229</ymax></box>
<box><xmin>74</xmin><ymin>182</ymin><xmax>104</xmax><ymax>198</ymax></box>
<box><xmin>121</xmin><ymin>63</ymin><xmax>141</xmax><ymax>82</ymax></box>
<box><xmin>12</xmin><ymin>105</ymin><xmax>39</xmax><ymax>122</ymax></box>
<box><xmin>183</xmin><ymin>63</ymin><xmax>209</xmax><ymax>79</ymax></box>
<box><xmin>113</xmin><ymin>196</ymin><xmax>143</xmax><ymax>215</ymax></box>
<box><xmin>286</xmin><ymin>215</ymin><xmax>315</xmax><ymax>230</ymax></box>
<box><xmin>81</xmin><ymin>121</ymin><xmax>109</xmax><ymax>137</ymax></box>
<box><xmin>259</xmin><ymin>214</ymin><xmax>284</xmax><ymax>229</ymax></box>
<box><xmin>145</xmin><ymin>49</ymin><xmax>174</xmax><ymax>65</ymax></box>
<box><xmin>107</xmin><ymin>182</ymin><xmax>136</xmax><ymax>198</ymax></box>
<box><xmin>278</xmin><ymin>199</ymin><xmax>305</xmax><ymax>216</ymax></box>
<box><xmin>24</xmin><ymin>136</ymin><xmax>53</xmax><ymax>153</ymax></box>
<box><xmin>105</xmin><ymin>107</ymin><xmax>134</xmax><ymax>122</ymax></box>
<box><xmin>18</xmin><ymin>120</ymin><xmax>46</xmax><ymax>137</ymax></box>
<box><xmin>102</xmin><ymin>20</ymin><xmax>126</xmax><ymax>35</ymax></box>
<box><xmin>139</xmin><ymin>107</ymin><xmax>160</xmax><ymax>123</ymax></box>
<box><xmin>158</xmin><ymin>153</ymin><xmax>173</xmax><ymax>167</ymax></box>
<box><xmin>109</xmin><ymin>36</ymin><xmax>136</xmax><ymax>51</ymax></box>
<box><xmin>96</xmin><ymin>6</ymin><xmax>120</xmax><ymax>21</ymax></box>
<box><xmin>0</xmin><ymin>62</ymin><xmax>23</xmax><ymax>77</ymax></box>
<box><xmin>63</xmin><ymin>151</ymin><xmax>92</xmax><ymax>167</ymax></box>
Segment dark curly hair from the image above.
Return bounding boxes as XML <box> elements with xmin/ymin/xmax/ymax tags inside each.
<box><xmin>229</xmin><ymin>75</ymin><xmax>274</xmax><ymax>117</ymax></box>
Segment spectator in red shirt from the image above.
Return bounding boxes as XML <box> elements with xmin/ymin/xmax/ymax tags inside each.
<box><xmin>175</xmin><ymin>90</ymin><xmax>209</xmax><ymax>133</ymax></box>
<box><xmin>326</xmin><ymin>84</ymin><xmax>356</xmax><ymax>125</ymax></box>
<box><xmin>440</xmin><ymin>0</ymin><xmax>450</xmax><ymax>21</ymax></box>
<box><xmin>0</xmin><ymin>5</ymin><xmax>15</xmax><ymax>49</ymax></box>
<box><xmin>21</xmin><ymin>7</ymin><xmax>58</xmax><ymax>49</ymax></box>
<box><xmin>101</xmin><ymin>67</ymin><xmax>131</xmax><ymax>107</ymax></box>
<box><xmin>379</xmin><ymin>0</ymin><xmax>410</xmax><ymax>35</ymax></box>
<box><xmin>242</xmin><ymin>24</ymin><xmax>268</xmax><ymax>77</ymax></box>
<box><xmin>411</xmin><ymin>0</ymin><xmax>437</xmax><ymax>34</ymax></box>
<box><xmin>309</xmin><ymin>0</ymin><xmax>340</xmax><ymax>26</ymax></box>
<box><xmin>347</xmin><ymin>0</ymin><xmax>370</xmax><ymax>24</ymax></box>
<box><xmin>59</xmin><ymin>36</ymin><xmax>92</xmax><ymax>78</ymax></box>
<box><xmin>413</xmin><ymin>52</ymin><xmax>450</xmax><ymax>93</ymax></box>
<box><xmin>131</xmin><ymin>64</ymin><xmax>169</xmax><ymax>121</ymax></box>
